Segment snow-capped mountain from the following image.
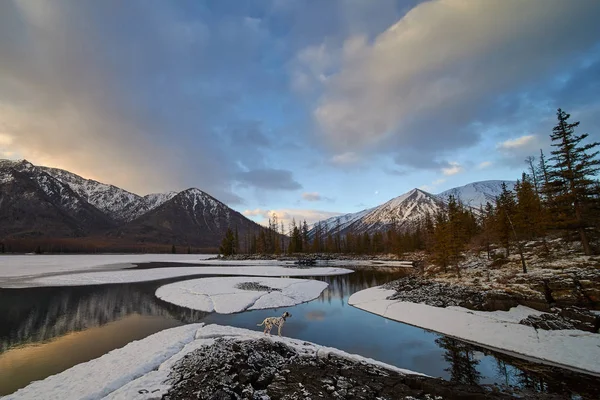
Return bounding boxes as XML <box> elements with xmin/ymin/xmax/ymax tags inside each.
<box><xmin>436</xmin><ymin>180</ymin><xmax>516</xmax><ymax>208</ymax></box>
<box><xmin>40</xmin><ymin>166</ymin><xmax>178</xmax><ymax>222</ymax></box>
<box><xmin>115</xmin><ymin>188</ymin><xmax>264</xmax><ymax>247</ymax></box>
<box><xmin>0</xmin><ymin>160</ymin><xmax>115</xmax><ymax>237</ymax></box>
<box><xmin>0</xmin><ymin>159</ymin><xmax>264</xmax><ymax>247</ymax></box>
<box><xmin>314</xmin><ymin>207</ymin><xmax>375</xmax><ymax>234</ymax></box>
<box><xmin>310</xmin><ymin>180</ymin><xmax>516</xmax><ymax>237</ymax></box>
<box><xmin>40</xmin><ymin>166</ymin><xmax>148</xmax><ymax>222</ymax></box>
<box><xmin>312</xmin><ymin>189</ymin><xmax>444</xmax><ymax>236</ymax></box>
<box><xmin>143</xmin><ymin>191</ymin><xmax>178</xmax><ymax>210</ymax></box>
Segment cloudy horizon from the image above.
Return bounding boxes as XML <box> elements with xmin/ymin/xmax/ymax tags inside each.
<box><xmin>1</xmin><ymin>0</ymin><xmax>599</xmax><ymax>226</ymax></box>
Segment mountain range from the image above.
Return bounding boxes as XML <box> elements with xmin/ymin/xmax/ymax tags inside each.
<box><xmin>310</xmin><ymin>181</ymin><xmax>515</xmax><ymax>236</ymax></box>
<box><xmin>0</xmin><ymin>159</ymin><xmax>264</xmax><ymax>250</ymax></box>
<box><xmin>0</xmin><ymin>159</ymin><xmax>515</xmax><ymax>250</ymax></box>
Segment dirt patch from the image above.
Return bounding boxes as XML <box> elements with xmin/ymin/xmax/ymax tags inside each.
<box><xmin>235</xmin><ymin>282</ymin><xmax>282</xmax><ymax>292</ymax></box>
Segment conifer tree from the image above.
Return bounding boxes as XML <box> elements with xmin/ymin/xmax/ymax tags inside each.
<box><xmin>546</xmin><ymin>108</ymin><xmax>600</xmax><ymax>255</ymax></box>
<box><xmin>301</xmin><ymin>220</ymin><xmax>309</xmax><ymax>252</ymax></box>
<box><xmin>219</xmin><ymin>228</ymin><xmax>235</xmax><ymax>256</ymax></box>
<box><xmin>514</xmin><ymin>173</ymin><xmax>545</xmax><ymax>240</ymax></box>
<box><xmin>495</xmin><ymin>183</ymin><xmax>517</xmax><ymax>257</ymax></box>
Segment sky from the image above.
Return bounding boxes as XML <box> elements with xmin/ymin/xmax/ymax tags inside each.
<box><xmin>1</xmin><ymin>0</ymin><xmax>599</xmax><ymax>226</ymax></box>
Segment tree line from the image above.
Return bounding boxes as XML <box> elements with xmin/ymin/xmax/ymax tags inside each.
<box><xmin>221</xmin><ymin>109</ymin><xmax>599</xmax><ymax>264</ymax></box>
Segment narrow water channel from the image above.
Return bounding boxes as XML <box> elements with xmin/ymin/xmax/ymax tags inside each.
<box><xmin>0</xmin><ymin>268</ymin><xmax>597</xmax><ymax>398</ymax></box>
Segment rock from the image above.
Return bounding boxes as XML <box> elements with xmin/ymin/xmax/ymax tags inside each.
<box><xmin>163</xmin><ymin>337</ymin><xmax>522</xmax><ymax>399</ymax></box>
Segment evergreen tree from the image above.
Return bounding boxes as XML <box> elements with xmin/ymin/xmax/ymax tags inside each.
<box><xmin>495</xmin><ymin>183</ymin><xmax>517</xmax><ymax>257</ymax></box>
<box><xmin>301</xmin><ymin>220</ymin><xmax>309</xmax><ymax>252</ymax></box>
<box><xmin>219</xmin><ymin>228</ymin><xmax>236</xmax><ymax>256</ymax></box>
<box><xmin>514</xmin><ymin>173</ymin><xmax>545</xmax><ymax>240</ymax></box>
<box><xmin>547</xmin><ymin>108</ymin><xmax>600</xmax><ymax>255</ymax></box>
<box><xmin>432</xmin><ymin>211</ymin><xmax>451</xmax><ymax>271</ymax></box>
<box><xmin>234</xmin><ymin>226</ymin><xmax>239</xmax><ymax>255</ymax></box>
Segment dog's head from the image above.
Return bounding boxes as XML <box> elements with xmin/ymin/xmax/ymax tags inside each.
<box><xmin>282</xmin><ymin>311</ymin><xmax>291</xmax><ymax>319</ymax></box>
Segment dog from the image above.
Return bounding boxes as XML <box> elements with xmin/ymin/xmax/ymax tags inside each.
<box><xmin>257</xmin><ymin>312</ymin><xmax>292</xmax><ymax>336</ymax></box>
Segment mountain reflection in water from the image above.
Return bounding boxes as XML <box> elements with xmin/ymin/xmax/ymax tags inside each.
<box><xmin>0</xmin><ymin>268</ymin><xmax>598</xmax><ymax>398</ymax></box>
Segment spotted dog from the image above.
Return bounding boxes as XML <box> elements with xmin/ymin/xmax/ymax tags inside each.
<box><xmin>257</xmin><ymin>312</ymin><xmax>292</xmax><ymax>336</ymax></box>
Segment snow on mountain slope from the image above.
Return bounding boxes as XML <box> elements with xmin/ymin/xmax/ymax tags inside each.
<box><xmin>143</xmin><ymin>191</ymin><xmax>178</xmax><ymax>210</ymax></box>
<box><xmin>310</xmin><ymin>180</ymin><xmax>517</xmax><ymax>236</ymax></box>
<box><xmin>40</xmin><ymin>166</ymin><xmax>181</xmax><ymax>222</ymax></box>
<box><xmin>40</xmin><ymin>166</ymin><xmax>149</xmax><ymax>222</ymax></box>
<box><xmin>436</xmin><ymin>180</ymin><xmax>516</xmax><ymax>208</ymax></box>
<box><xmin>354</xmin><ymin>189</ymin><xmax>444</xmax><ymax>233</ymax></box>
<box><xmin>313</xmin><ymin>207</ymin><xmax>374</xmax><ymax>232</ymax></box>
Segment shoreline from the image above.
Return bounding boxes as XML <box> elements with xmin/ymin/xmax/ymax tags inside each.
<box><xmin>6</xmin><ymin>324</ymin><xmax>582</xmax><ymax>400</ymax></box>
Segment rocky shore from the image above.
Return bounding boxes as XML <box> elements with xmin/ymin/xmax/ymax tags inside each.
<box><xmin>382</xmin><ymin>276</ymin><xmax>600</xmax><ymax>333</ymax></box>
<box><xmin>163</xmin><ymin>337</ymin><xmax>562</xmax><ymax>400</ymax></box>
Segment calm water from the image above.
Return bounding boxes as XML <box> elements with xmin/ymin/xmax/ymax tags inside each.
<box><xmin>0</xmin><ymin>268</ymin><xmax>598</xmax><ymax>398</ymax></box>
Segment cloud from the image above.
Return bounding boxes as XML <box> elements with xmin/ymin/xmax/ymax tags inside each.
<box><xmin>302</xmin><ymin>192</ymin><xmax>321</xmax><ymax>201</ymax></box>
<box><xmin>496</xmin><ymin>134</ymin><xmax>546</xmax><ymax>168</ymax></box>
<box><xmin>477</xmin><ymin>161</ymin><xmax>492</xmax><ymax>169</ymax></box>
<box><xmin>242</xmin><ymin>208</ymin><xmax>343</xmax><ymax>227</ymax></box>
<box><xmin>497</xmin><ymin>135</ymin><xmax>538</xmax><ymax>151</ymax></box>
<box><xmin>441</xmin><ymin>162</ymin><xmax>464</xmax><ymax>176</ymax></box>
<box><xmin>308</xmin><ymin>0</ymin><xmax>600</xmax><ymax>168</ymax></box>
<box><xmin>236</xmin><ymin>168</ymin><xmax>302</xmax><ymax>191</ymax></box>
<box><xmin>0</xmin><ymin>0</ymin><xmax>287</xmax><ymax>203</ymax></box>
<box><xmin>419</xmin><ymin>178</ymin><xmax>446</xmax><ymax>193</ymax></box>
<box><xmin>330</xmin><ymin>151</ymin><xmax>361</xmax><ymax>166</ymax></box>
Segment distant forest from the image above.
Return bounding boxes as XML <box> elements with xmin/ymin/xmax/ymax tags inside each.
<box><xmin>221</xmin><ymin>109</ymin><xmax>600</xmax><ymax>265</ymax></box>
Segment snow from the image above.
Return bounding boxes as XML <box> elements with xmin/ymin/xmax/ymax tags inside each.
<box><xmin>349</xmin><ymin>287</ymin><xmax>600</xmax><ymax>376</ymax></box>
<box><xmin>156</xmin><ymin>277</ymin><xmax>328</xmax><ymax>313</ymax></box>
<box><xmin>4</xmin><ymin>324</ymin><xmax>202</xmax><ymax>400</ymax></box>
<box><xmin>0</xmin><ymin>254</ymin><xmax>410</xmax><ymax>288</ymax></box>
<box><xmin>1</xmin><ymin>257</ymin><xmax>352</xmax><ymax>288</ymax></box>
<box><xmin>0</xmin><ymin>254</ymin><xmax>215</xmax><ymax>280</ymax></box>
<box><xmin>5</xmin><ymin>324</ymin><xmax>422</xmax><ymax>400</ymax></box>
<box><xmin>142</xmin><ymin>191</ymin><xmax>177</xmax><ymax>210</ymax></box>
<box><xmin>437</xmin><ymin>180</ymin><xmax>516</xmax><ymax>208</ymax></box>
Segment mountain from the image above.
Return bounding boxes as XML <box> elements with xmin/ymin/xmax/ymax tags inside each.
<box><xmin>39</xmin><ymin>166</ymin><xmax>175</xmax><ymax>222</ymax></box>
<box><xmin>313</xmin><ymin>189</ymin><xmax>444</xmax><ymax>236</ymax></box>
<box><xmin>311</xmin><ymin>180</ymin><xmax>516</xmax><ymax>237</ymax></box>
<box><xmin>0</xmin><ymin>160</ymin><xmax>115</xmax><ymax>237</ymax></box>
<box><xmin>113</xmin><ymin>188</ymin><xmax>264</xmax><ymax>247</ymax></box>
<box><xmin>437</xmin><ymin>180</ymin><xmax>516</xmax><ymax>208</ymax></box>
<box><xmin>0</xmin><ymin>159</ymin><xmax>264</xmax><ymax>249</ymax></box>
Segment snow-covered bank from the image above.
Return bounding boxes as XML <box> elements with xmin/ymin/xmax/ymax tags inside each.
<box><xmin>4</xmin><ymin>324</ymin><xmax>421</xmax><ymax>400</ymax></box>
<box><xmin>156</xmin><ymin>277</ymin><xmax>328</xmax><ymax>313</ymax></box>
<box><xmin>349</xmin><ymin>287</ymin><xmax>600</xmax><ymax>376</ymax></box>
<box><xmin>1</xmin><ymin>265</ymin><xmax>352</xmax><ymax>288</ymax></box>
<box><xmin>0</xmin><ymin>254</ymin><xmax>214</xmax><ymax>279</ymax></box>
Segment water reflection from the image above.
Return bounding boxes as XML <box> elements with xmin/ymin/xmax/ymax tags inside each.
<box><xmin>0</xmin><ymin>283</ymin><xmax>208</xmax><ymax>353</ymax></box>
<box><xmin>0</xmin><ymin>268</ymin><xmax>598</xmax><ymax>398</ymax></box>
<box><xmin>435</xmin><ymin>337</ymin><xmax>482</xmax><ymax>385</ymax></box>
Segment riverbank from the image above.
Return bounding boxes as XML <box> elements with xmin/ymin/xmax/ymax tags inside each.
<box><xmin>5</xmin><ymin>324</ymin><xmax>573</xmax><ymax>400</ymax></box>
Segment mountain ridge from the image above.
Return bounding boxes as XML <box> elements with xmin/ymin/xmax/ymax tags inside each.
<box><xmin>310</xmin><ymin>180</ymin><xmax>516</xmax><ymax>236</ymax></box>
<box><xmin>0</xmin><ymin>159</ymin><xmax>265</xmax><ymax>249</ymax></box>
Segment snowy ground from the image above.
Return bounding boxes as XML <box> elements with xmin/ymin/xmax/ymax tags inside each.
<box><xmin>0</xmin><ymin>254</ymin><xmax>214</xmax><ymax>279</ymax></box>
<box><xmin>4</xmin><ymin>324</ymin><xmax>421</xmax><ymax>400</ymax></box>
<box><xmin>156</xmin><ymin>277</ymin><xmax>328</xmax><ymax>313</ymax></box>
<box><xmin>349</xmin><ymin>287</ymin><xmax>600</xmax><ymax>376</ymax></box>
<box><xmin>2</xmin><ymin>266</ymin><xmax>350</xmax><ymax>288</ymax></box>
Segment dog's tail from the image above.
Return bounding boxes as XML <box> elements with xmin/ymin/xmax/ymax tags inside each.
<box><xmin>257</xmin><ymin>321</ymin><xmax>265</xmax><ymax>326</ymax></box>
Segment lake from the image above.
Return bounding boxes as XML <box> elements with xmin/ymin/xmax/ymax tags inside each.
<box><xmin>0</xmin><ymin>266</ymin><xmax>597</xmax><ymax>398</ymax></box>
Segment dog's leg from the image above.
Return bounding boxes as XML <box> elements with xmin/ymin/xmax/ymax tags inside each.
<box><xmin>278</xmin><ymin>324</ymin><xmax>282</xmax><ymax>336</ymax></box>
